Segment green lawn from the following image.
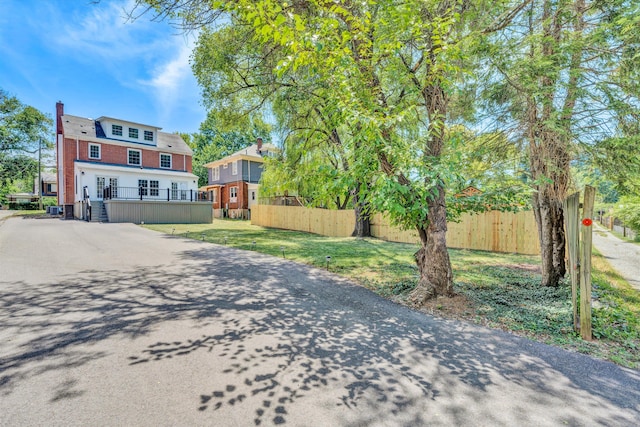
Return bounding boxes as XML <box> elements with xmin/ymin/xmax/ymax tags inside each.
<box><xmin>144</xmin><ymin>219</ymin><xmax>640</xmax><ymax>369</ymax></box>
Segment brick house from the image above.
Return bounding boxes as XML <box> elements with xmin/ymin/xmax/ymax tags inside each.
<box><xmin>36</xmin><ymin>172</ymin><xmax>57</xmax><ymax>197</ymax></box>
<box><xmin>56</xmin><ymin>102</ymin><xmax>210</xmax><ymax>223</ymax></box>
<box><xmin>202</xmin><ymin>138</ymin><xmax>277</xmax><ymax>219</ymax></box>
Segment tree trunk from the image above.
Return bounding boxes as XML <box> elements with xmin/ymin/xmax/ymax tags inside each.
<box><xmin>352</xmin><ymin>203</ymin><xmax>371</xmax><ymax>238</ymax></box>
<box><xmin>528</xmin><ymin>127</ymin><xmax>569</xmax><ymax>287</ymax></box>
<box><xmin>351</xmin><ymin>183</ymin><xmax>371</xmax><ymax>238</ymax></box>
<box><xmin>532</xmin><ymin>190</ymin><xmax>566</xmax><ymax>287</ymax></box>
<box><xmin>409</xmin><ymin>185</ymin><xmax>454</xmax><ymax>305</ymax></box>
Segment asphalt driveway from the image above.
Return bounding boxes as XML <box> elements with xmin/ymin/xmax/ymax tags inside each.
<box><xmin>1</xmin><ymin>217</ymin><xmax>639</xmax><ymax>426</ymax></box>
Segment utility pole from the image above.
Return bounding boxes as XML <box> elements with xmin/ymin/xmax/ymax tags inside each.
<box><xmin>38</xmin><ymin>137</ymin><xmax>43</xmax><ymax>211</ymax></box>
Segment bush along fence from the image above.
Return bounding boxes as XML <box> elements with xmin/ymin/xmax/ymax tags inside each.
<box><xmin>250</xmin><ymin>205</ymin><xmax>540</xmax><ymax>255</ymax></box>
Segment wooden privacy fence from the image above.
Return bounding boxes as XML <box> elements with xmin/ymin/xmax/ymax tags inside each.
<box><xmin>251</xmin><ymin>205</ymin><xmax>540</xmax><ymax>255</ymax></box>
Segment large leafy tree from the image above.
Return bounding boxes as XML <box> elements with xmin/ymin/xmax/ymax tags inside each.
<box><xmin>0</xmin><ymin>89</ymin><xmax>51</xmax><ymax>154</ymax></box>
<box><xmin>479</xmin><ymin>0</ymin><xmax>639</xmax><ymax>286</ymax></box>
<box><xmin>136</xmin><ymin>0</ymin><xmax>528</xmax><ymax>302</ymax></box>
<box><xmin>0</xmin><ymin>89</ymin><xmax>52</xmax><ymax>204</ymax></box>
<box><xmin>191</xmin><ymin>22</ymin><xmax>374</xmax><ymax>235</ymax></box>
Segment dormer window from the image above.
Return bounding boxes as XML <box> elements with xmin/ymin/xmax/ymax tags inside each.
<box><xmin>144</xmin><ymin>130</ymin><xmax>154</xmax><ymax>142</ymax></box>
<box><xmin>112</xmin><ymin>124</ymin><xmax>123</xmax><ymax>136</ymax></box>
<box><xmin>129</xmin><ymin>128</ymin><xmax>139</xmax><ymax>139</ymax></box>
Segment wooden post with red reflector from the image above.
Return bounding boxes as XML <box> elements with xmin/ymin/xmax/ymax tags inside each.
<box><xmin>580</xmin><ymin>186</ymin><xmax>595</xmax><ymax>340</ymax></box>
<box><xmin>563</xmin><ymin>185</ymin><xmax>595</xmax><ymax>340</ymax></box>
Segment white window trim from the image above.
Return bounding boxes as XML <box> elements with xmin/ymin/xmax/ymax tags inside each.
<box><xmin>144</xmin><ymin>130</ymin><xmax>154</xmax><ymax>142</ymax></box>
<box><xmin>212</xmin><ymin>166</ymin><xmax>220</xmax><ymax>181</ymax></box>
<box><xmin>129</xmin><ymin>127</ymin><xmax>139</xmax><ymax>139</ymax></box>
<box><xmin>160</xmin><ymin>153</ymin><xmax>172</xmax><ymax>169</ymax></box>
<box><xmin>230</xmin><ymin>186</ymin><xmax>238</xmax><ymax>202</ymax></box>
<box><xmin>88</xmin><ymin>143</ymin><xmax>101</xmax><ymax>160</ymax></box>
<box><xmin>232</xmin><ymin>160</ymin><xmax>238</xmax><ymax>175</ymax></box>
<box><xmin>112</xmin><ymin>124</ymin><xmax>123</xmax><ymax>136</ymax></box>
<box><xmin>128</xmin><ymin>148</ymin><xmax>142</xmax><ymax>166</ymax></box>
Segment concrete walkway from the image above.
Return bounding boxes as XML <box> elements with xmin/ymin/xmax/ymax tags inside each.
<box><xmin>593</xmin><ymin>224</ymin><xmax>640</xmax><ymax>291</ymax></box>
<box><xmin>1</xmin><ymin>217</ymin><xmax>639</xmax><ymax>426</ymax></box>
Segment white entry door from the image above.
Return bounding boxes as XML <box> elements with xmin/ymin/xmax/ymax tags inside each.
<box><xmin>96</xmin><ymin>177</ymin><xmax>118</xmax><ymax>199</ymax></box>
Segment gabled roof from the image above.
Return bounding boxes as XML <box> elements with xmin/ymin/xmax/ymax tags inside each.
<box><xmin>40</xmin><ymin>172</ymin><xmax>57</xmax><ymax>182</ymax></box>
<box><xmin>204</xmin><ymin>142</ymin><xmax>278</xmax><ymax>168</ymax></box>
<box><xmin>60</xmin><ymin>114</ymin><xmax>192</xmax><ymax>155</ymax></box>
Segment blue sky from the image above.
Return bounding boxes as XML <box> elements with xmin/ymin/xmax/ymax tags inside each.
<box><xmin>0</xmin><ymin>0</ymin><xmax>206</xmax><ymax>138</ymax></box>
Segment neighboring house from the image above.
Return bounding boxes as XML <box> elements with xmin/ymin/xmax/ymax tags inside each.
<box><xmin>202</xmin><ymin>138</ymin><xmax>277</xmax><ymax>219</ymax></box>
<box><xmin>6</xmin><ymin>193</ymin><xmax>38</xmax><ymax>206</ymax></box>
<box><xmin>56</xmin><ymin>102</ymin><xmax>211</xmax><ymax>223</ymax></box>
<box><xmin>35</xmin><ymin>172</ymin><xmax>58</xmax><ymax>197</ymax></box>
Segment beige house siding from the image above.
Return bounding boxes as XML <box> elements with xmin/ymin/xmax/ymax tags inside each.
<box><xmin>105</xmin><ymin>200</ymin><xmax>212</xmax><ymax>224</ymax></box>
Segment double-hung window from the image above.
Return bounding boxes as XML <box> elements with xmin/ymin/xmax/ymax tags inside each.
<box><xmin>160</xmin><ymin>153</ymin><xmax>172</xmax><ymax>169</ymax></box>
<box><xmin>128</xmin><ymin>149</ymin><xmax>141</xmax><ymax>166</ymax></box>
<box><xmin>232</xmin><ymin>160</ymin><xmax>238</xmax><ymax>175</ymax></box>
<box><xmin>88</xmin><ymin>143</ymin><xmax>101</xmax><ymax>159</ymax></box>
<box><xmin>212</xmin><ymin>166</ymin><xmax>219</xmax><ymax>181</ymax></box>
<box><xmin>112</xmin><ymin>124</ymin><xmax>122</xmax><ymax>136</ymax></box>
<box><xmin>129</xmin><ymin>128</ymin><xmax>139</xmax><ymax>139</ymax></box>
<box><xmin>230</xmin><ymin>186</ymin><xmax>238</xmax><ymax>202</ymax></box>
<box><xmin>150</xmin><ymin>180</ymin><xmax>159</xmax><ymax>197</ymax></box>
<box><xmin>144</xmin><ymin>130</ymin><xmax>153</xmax><ymax>142</ymax></box>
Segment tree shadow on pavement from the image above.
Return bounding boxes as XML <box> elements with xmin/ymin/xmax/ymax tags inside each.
<box><xmin>1</xmin><ymin>242</ymin><xmax>639</xmax><ymax>425</ymax></box>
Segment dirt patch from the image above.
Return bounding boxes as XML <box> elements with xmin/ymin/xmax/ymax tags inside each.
<box><xmin>416</xmin><ymin>293</ymin><xmax>478</xmax><ymax>322</ymax></box>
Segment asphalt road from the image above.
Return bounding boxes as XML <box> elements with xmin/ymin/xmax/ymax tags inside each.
<box><xmin>1</xmin><ymin>217</ymin><xmax>639</xmax><ymax>426</ymax></box>
<box><xmin>593</xmin><ymin>224</ymin><xmax>640</xmax><ymax>291</ymax></box>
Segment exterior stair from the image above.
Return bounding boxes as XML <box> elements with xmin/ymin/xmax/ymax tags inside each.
<box><xmin>90</xmin><ymin>201</ymin><xmax>109</xmax><ymax>222</ymax></box>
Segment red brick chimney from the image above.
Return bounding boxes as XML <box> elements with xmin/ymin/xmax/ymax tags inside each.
<box><xmin>56</xmin><ymin>101</ymin><xmax>64</xmax><ymax>135</ymax></box>
<box><xmin>257</xmin><ymin>137</ymin><xmax>263</xmax><ymax>153</ymax></box>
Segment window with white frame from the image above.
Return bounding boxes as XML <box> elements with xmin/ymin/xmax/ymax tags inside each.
<box><xmin>89</xmin><ymin>143</ymin><xmax>101</xmax><ymax>159</ymax></box>
<box><xmin>223</xmin><ymin>163</ymin><xmax>228</xmax><ymax>169</ymax></box>
<box><xmin>144</xmin><ymin>130</ymin><xmax>154</xmax><ymax>142</ymax></box>
<box><xmin>212</xmin><ymin>166</ymin><xmax>219</xmax><ymax>181</ymax></box>
<box><xmin>138</xmin><ymin>179</ymin><xmax>148</xmax><ymax>196</ymax></box>
<box><xmin>230</xmin><ymin>186</ymin><xmax>238</xmax><ymax>202</ymax></box>
<box><xmin>112</xmin><ymin>124</ymin><xmax>122</xmax><ymax>136</ymax></box>
<box><xmin>128</xmin><ymin>149</ymin><xmax>141</xmax><ymax>165</ymax></box>
<box><xmin>232</xmin><ymin>160</ymin><xmax>238</xmax><ymax>175</ymax></box>
<box><xmin>160</xmin><ymin>153</ymin><xmax>172</xmax><ymax>169</ymax></box>
<box><xmin>150</xmin><ymin>180</ymin><xmax>159</xmax><ymax>197</ymax></box>
<box><xmin>129</xmin><ymin>128</ymin><xmax>139</xmax><ymax>139</ymax></box>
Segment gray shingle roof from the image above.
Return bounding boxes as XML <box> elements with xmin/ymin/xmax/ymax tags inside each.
<box><xmin>61</xmin><ymin>114</ymin><xmax>192</xmax><ymax>155</ymax></box>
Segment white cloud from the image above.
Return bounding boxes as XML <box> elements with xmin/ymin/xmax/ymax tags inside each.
<box><xmin>139</xmin><ymin>34</ymin><xmax>201</xmax><ymax>127</ymax></box>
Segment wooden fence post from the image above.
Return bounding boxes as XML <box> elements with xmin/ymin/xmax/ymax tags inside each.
<box><xmin>579</xmin><ymin>185</ymin><xmax>596</xmax><ymax>341</ymax></box>
<box><xmin>563</xmin><ymin>192</ymin><xmax>580</xmax><ymax>332</ymax></box>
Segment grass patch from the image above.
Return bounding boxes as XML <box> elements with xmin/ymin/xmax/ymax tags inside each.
<box><xmin>145</xmin><ymin>220</ymin><xmax>640</xmax><ymax>369</ymax></box>
<box><xmin>608</xmin><ymin>229</ymin><xmax>640</xmax><ymax>245</ymax></box>
<box><xmin>4</xmin><ymin>210</ymin><xmax>47</xmax><ymax>219</ymax></box>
